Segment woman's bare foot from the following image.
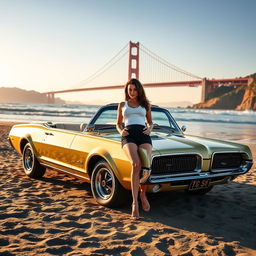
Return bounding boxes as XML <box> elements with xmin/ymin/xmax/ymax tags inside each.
<box><xmin>131</xmin><ymin>202</ymin><xmax>140</xmax><ymax>220</ymax></box>
<box><xmin>140</xmin><ymin>193</ymin><xmax>150</xmax><ymax>212</ymax></box>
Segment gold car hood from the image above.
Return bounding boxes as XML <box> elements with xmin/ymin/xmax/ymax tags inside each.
<box><xmin>150</xmin><ymin>132</ymin><xmax>250</xmax><ymax>159</ymax></box>
<box><xmin>100</xmin><ymin>131</ymin><xmax>251</xmax><ymax>159</ymax></box>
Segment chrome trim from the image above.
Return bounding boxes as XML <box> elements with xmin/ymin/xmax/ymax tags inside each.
<box><xmin>94</xmin><ymin>166</ymin><xmax>114</xmax><ymax>200</ymax></box>
<box><xmin>151</xmin><ymin>171</ymin><xmax>200</xmax><ymax>179</ymax></box>
<box><xmin>181</xmin><ymin>125</ymin><xmax>186</xmax><ymax>132</ymax></box>
<box><xmin>23</xmin><ymin>146</ymin><xmax>34</xmax><ymax>171</ymax></box>
<box><xmin>211</xmin><ymin>167</ymin><xmax>240</xmax><ymax>173</ymax></box>
<box><xmin>151</xmin><ymin>152</ymin><xmax>203</xmax><ymax>177</ymax></box>
<box><xmin>148</xmin><ymin>166</ymin><xmax>251</xmax><ymax>184</ymax></box>
<box><xmin>211</xmin><ymin>151</ymin><xmax>251</xmax><ymax>173</ymax></box>
<box><xmin>41</xmin><ymin>162</ymin><xmax>91</xmax><ymax>181</ymax></box>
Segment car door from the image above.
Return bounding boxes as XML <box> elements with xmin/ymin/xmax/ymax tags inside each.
<box><xmin>39</xmin><ymin>128</ymin><xmax>75</xmax><ymax>171</ymax></box>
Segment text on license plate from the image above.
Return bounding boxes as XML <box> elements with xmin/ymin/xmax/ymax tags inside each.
<box><xmin>189</xmin><ymin>179</ymin><xmax>211</xmax><ymax>191</ymax></box>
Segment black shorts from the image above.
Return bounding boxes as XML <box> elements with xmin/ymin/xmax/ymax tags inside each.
<box><xmin>121</xmin><ymin>125</ymin><xmax>152</xmax><ymax>148</ymax></box>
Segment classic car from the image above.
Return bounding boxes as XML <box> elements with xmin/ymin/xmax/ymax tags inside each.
<box><xmin>8</xmin><ymin>103</ymin><xmax>253</xmax><ymax>207</ymax></box>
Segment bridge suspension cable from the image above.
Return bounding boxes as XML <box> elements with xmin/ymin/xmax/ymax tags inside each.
<box><xmin>71</xmin><ymin>41</ymin><xmax>202</xmax><ymax>90</ymax></box>
<box><xmin>73</xmin><ymin>43</ymin><xmax>129</xmax><ymax>88</ymax></box>
<box><xmin>140</xmin><ymin>43</ymin><xmax>202</xmax><ymax>82</ymax></box>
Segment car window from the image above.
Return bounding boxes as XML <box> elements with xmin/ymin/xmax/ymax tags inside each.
<box><xmin>94</xmin><ymin>109</ymin><xmax>117</xmax><ymax>125</ymax></box>
<box><xmin>93</xmin><ymin>107</ymin><xmax>180</xmax><ymax>132</ymax></box>
<box><xmin>152</xmin><ymin>111</ymin><xmax>171</xmax><ymax>127</ymax></box>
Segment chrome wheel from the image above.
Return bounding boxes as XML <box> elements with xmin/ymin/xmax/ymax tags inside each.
<box><xmin>22</xmin><ymin>143</ymin><xmax>46</xmax><ymax>178</ymax></box>
<box><xmin>24</xmin><ymin>146</ymin><xmax>34</xmax><ymax>172</ymax></box>
<box><xmin>94</xmin><ymin>167</ymin><xmax>115</xmax><ymax>200</ymax></box>
<box><xmin>91</xmin><ymin>160</ymin><xmax>129</xmax><ymax>207</ymax></box>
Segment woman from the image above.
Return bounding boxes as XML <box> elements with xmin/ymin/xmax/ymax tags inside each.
<box><xmin>116</xmin><ymin>78</ymin><xmax>153</xmax><ymax>220</ymax></box>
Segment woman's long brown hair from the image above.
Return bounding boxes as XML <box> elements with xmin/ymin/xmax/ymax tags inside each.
<box><xmin>124</xmin><ymin>79</ymin><xmax>150</xmax><ymax>110</ymax></box>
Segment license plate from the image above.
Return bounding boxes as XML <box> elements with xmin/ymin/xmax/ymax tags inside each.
<box><xmin>189</xmin><ymin>179</ymin><xmax>211</xmax><ymax>191</ymax></box>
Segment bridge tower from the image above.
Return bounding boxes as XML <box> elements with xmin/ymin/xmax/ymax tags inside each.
<box><xmin>128</xmin><ymin>41</ymin><xmax>140</xmax><ymax>80</ymax></box>
<box><xmin>201</xmin><ymin>78</ymin><xmax>209</xmax><ymax>102</ymax></box>
<box><xmin>46</xmin><ymin>93</ymin><xmax>55</xmax><ymax>104</ymax></box>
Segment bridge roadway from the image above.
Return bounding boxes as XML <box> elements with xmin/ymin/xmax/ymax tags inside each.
<box><xmin>43</xmin><ymin>78</ymin><xmax>249</xmax><ymax>103</ymax></box>
<box><xmin>44</xmin><ymin>80</ymin><xmax>201</xmax><ymax>95</ymax></box>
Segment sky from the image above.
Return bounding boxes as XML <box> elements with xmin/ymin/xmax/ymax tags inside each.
<box><xmin>0</xmin><ymin>0</ymin><xmax>255</xmax><ymax>105</ymax></box>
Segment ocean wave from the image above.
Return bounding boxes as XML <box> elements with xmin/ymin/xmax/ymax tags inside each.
<box><xmin>0</xmin><ymin>103</ymin><xmax>255</xmax><ymax>125</ymax></box>
<box><xmin>169</xmin><ymin>108</ymin><xmax>256</xmax><ymax>116</ymax></box>
<box><xmin>0</xmin><ymin>110</ymin><xmax>94</xmax><ymax>118</ymax></box>
<box><xmin>175</xmin><ymin>118</ymin><xmax>256</xmax><ymax>125</ymax></box>
<box><xmin>0</xmin><ymin>107</ymin><xmax>97</xmax><ymax>117</ymax></box>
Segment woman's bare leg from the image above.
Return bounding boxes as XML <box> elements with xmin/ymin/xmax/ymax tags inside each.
<box><xmin>139</xmin><ymin>143</ymin><xmax>152</xmax><ymax>212</ymax></box>
<box><xmin>122</xmin><ymin>143</ymin><xmax>141</xmax><ymax>219</ymax></box>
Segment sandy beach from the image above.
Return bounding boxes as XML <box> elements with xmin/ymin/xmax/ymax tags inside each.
<box><xmin>0</xmin><ymin>121</ymin><xmax>255</xmax><ymax>256</ymax></box>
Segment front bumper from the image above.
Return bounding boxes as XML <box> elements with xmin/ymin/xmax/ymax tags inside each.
<box><xmin>147</xmin><ymin>160</ymin><xmax>253</xmax><ymax>184</ymax></box>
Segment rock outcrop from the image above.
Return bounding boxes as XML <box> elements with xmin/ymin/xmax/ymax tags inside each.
<box><xmin>236</xmin><ymin>82</ymin><xmax>256</xmax><ymax>110</ymax></box>
<box><xmin>192</xmin><ymin>74</ymin><xmax>256</xmax><ymax>110</ymax></box>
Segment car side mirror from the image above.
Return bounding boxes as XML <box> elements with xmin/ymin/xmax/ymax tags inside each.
<box><xmin>80</xmin><ymin>123</ymin><xmax>87</xmax><ymax>132</ymax></box>
<box><xmin>86</xmin><ymin>123</ymin><xmax>95</xmax><ymax>132</ymax></box>
<box><xmin>181</xmin><ymin>125</ymin><xmax>186</xmax><ymax>132</ymax></box>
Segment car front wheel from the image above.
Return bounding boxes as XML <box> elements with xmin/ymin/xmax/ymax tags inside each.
<box><xmin>91</xmin><ymin>160</ymin><xmax>129</xmax><ymax>207</ymax></box>
<box><xmin>22</xmin><ymin>143</ymin><xmax>46</xmax><ymax>178</ymax></box>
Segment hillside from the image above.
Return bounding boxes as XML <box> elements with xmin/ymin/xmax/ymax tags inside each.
<box><xmin>192</xmin><ymin>74</ymin><xmax>256</xmax><ymax>110</ymax></box>
<box><xmin>0</xmin><ymin>87</ymin><xmax>65</xmax><ymax>104</ymax></box>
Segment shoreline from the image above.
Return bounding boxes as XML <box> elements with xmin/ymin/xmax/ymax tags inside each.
<box><xmin>1</xmin><ymin>121</ymin><xmax>255</xmax><ymax>255</ymax></box>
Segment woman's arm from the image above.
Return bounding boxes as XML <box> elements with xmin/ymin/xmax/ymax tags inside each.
<box><xmin>143</xmin><ymin>104</ymin><xmax>153</xmax><ymax>135</ymax></box>
<box><xmin>116</xmin><ymin>102</ymin><xmax>128</xmax><ymax>136</ymax></box>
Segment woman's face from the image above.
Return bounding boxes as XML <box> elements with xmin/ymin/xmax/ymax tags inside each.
<box><xmin>127</xmin><ymin>84</ymin><xmax>138</xmax><ymax>100</ymax></box>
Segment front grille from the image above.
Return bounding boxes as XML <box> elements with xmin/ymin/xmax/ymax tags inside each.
<box><xmin>151</xmin><ymin>155</ymin><xmax>199</xmax><ymax>175</ymax></box>
<box><xmin>212</xmin><ymin>153</ymin><xmax>243</xmax><ymax>170</ymax></box>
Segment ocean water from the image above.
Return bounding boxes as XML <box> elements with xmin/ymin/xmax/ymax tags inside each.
<box><xmin>1</xmin><ymin>102</ymin><xmax>255</xmax><ymax>144</ymax></box>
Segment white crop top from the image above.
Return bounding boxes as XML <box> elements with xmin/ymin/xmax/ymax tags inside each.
<box><xmin>122</xmin><ymin>101</ymin><xmax>146</xmax><ymax>127</ymax></box>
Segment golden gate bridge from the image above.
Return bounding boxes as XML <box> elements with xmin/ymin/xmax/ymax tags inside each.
<box><xmin>44</xmin><ymin>41</ymin><xmax>249</xmax><ymax>104</ymax></box>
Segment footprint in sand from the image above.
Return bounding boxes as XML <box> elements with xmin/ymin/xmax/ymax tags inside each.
<box><xmin>79</xmin><ymin>241</ymin><xmax>100</xmax><ymax>248</ymax></box>
<box><xmin>0</xmin><ymin>250</ymin><xmax>15</xmax><ymax>256</ymax></box>
<box><xmin>70</xmin><ymin>230</ymin><xmax>88</xmax><ymax>237</ymax></box>
<box><xmin>46</xmin><ymin>237</ymin><xmax>77</xmax><ymax>246</ymax></box>
<box><xmin>79</xmin><ymin>236</ymin><xmax>100</xmax><ymax>248</ymax></box>
<box><xmin>138</xmin><ymin>228</ymin><xmax>160</xmax><ymax>243</ymax></box>
<box><xmin>58</xmin><ymin>220</ymin><xmax>92</xmax><ymax>229</ymax></box>
<box><xmin>42</xmin><ymin>215</ymin><xmax>61</xmax><ymax>222</ymax></box>
<box><xmin>0</xmin><ymin>238</ymin><xmax>9</xmax><ymax>246</ymax></box>
<box><xmin>112</xmin><ymin>232</ymin><xmax>132</xmax><ymax>240</ymax></box>
<box><xmin>20</xmin><ymin>233</ymin><xmax>44</xmax><ymax>242</ymax></box>
<box><xmin>194</xmin><ymin>244</ymin><xmax>207</xmax><ymax>254</ymax></box>
<box><xmin>64</xmin><ymin>215</ymin><xmax>80</xmax><ymax>221</ymax></box>
<box><xmin>45</xmin><ymin>246</ymin><xmax>73</xmax><ymax>255</ymax></box>
<box><xmin>47</xmin><ymin>228</ymin><xmax>70</xmax><ymax>234</ymax></box>
<box><xmin>95</xmin><ymin>229</ymin><xmax>112</xmax><ymax>235</ymax></box>
<box><xmin>92</xmin><ymin>246</ymin><xmax>130</xmax><ymax>255</ymax></box>
<box><xmin>155</xmin><ymin>237</ymin><xmax>175</xmax><ymax>254</ymax></box>
<box><xmin>130</xmin><ymin>247</ymin><xmax>146</xmax><ymax>256</ymax></box>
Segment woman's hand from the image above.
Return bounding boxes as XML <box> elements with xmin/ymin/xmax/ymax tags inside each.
<box><xmin>121</xmin><ymin>128</ymin><xmax>129</xmax><ymax>136</ymax></box>
<box><xmin>143</xmin><ymin>127</ymin><xmax>151</xmax><ymax>135</ymax></box>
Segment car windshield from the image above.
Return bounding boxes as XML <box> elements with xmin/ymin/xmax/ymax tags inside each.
<box><xmin>89</xmin><ymin>105</ymin><xmax>181</xmax><ymax>133</ymax></box>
